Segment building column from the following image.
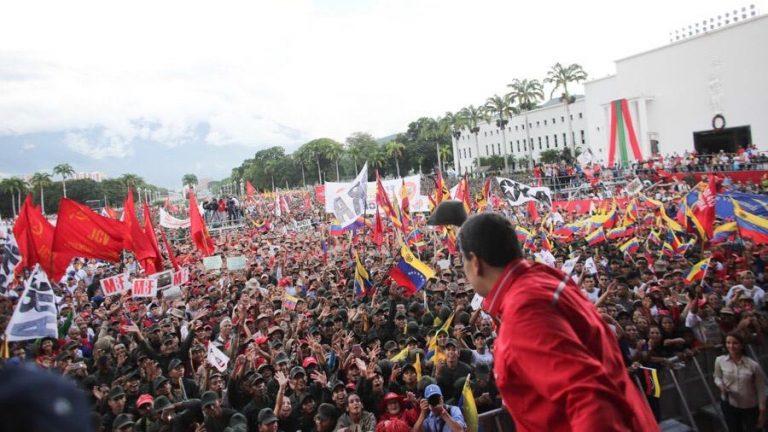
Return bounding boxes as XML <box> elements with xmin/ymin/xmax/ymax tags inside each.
<box><xmin>636</xmin><ymin>98</ymin><xmax>651</xmax><ymax>157</ymax></box>
<box><xmin>451</xmin><ymin>137</ymin><xmax>460</xmax><ymax>174</ymax></box>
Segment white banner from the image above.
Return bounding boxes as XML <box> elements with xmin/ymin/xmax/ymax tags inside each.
<box><xmin>324</xmin><ymin>173</ymin><xmax>429</xmax><ymax>215</ymax></box>
<box><xmin>226</xmin><ymin>256</ymin><xmax>247</xmax><ymax>271</ymax></box>
<box><xmin>203</xmin><ymin>255</ymin><xmax>223</xmax><ymax>271</ymax></box>
<box><xmin>0</xmin><ymin>227</ymin><xmax>21</xmax><ymax>292</ymax></box>
<box><xmin>584</xmin><ymin>257</ymin><xmax>598</xmax><ymax>275</ymax></box>
<box><xmin>172</xmin><ymin>268</ymin><xmax>190</xmax><ymax>286</ymax></box>
<box><xmin>329</xmin><ymin>163</ymin><xmax>368</xmax><ymax>228</ymax></box>
<box><xmin>100</xmin><ymin>273</ymin><xmax>129</xmax><ymax>296</ymax></box>
<box><xmin>496</xmin><ymin>177</ymin><xmax>552</xmax><ymax>207</ymax></box>
<box><xmin>5</xmin><ymin>266</ymin><xmax>58</xmax><ymax>341</ymax></box>
<box><xmin>149</xmin><ymin>270</ymin><xmax>174</xmax><ymax>290</ymax></box>
<box><xmin>561</xmin><ymin>256</ymin><xmax>580</xmax><ymax>275</ymax></box>
<box><xmin>159</xmin><ymin>208</ymin><xmax>190</xmax><ymax>229</ymax></box>
<box><xmin>207</xmin><ymin>343</ymin><xmax>230</xmax><ymax>372</ymax></box>
<box><xmin>132</xmin><ymin>278</ymin><xmax>158</xmax><ymax>298</ymax></box>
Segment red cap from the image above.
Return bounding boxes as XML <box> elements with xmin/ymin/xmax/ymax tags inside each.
<box><xmin>137</xmin><ymin>394</ymin><xmax>154</xmax><ymax>407</ymax></box>
<box><xmin>302</xmin><ymin>357</ymin><xmax>318</xmax><ymax>368</ymax></box>
<box><xmin>255</xmin><ymin>336</ymin><xmax>269</xmax><ymax>345</ymax></box>
<box><xmin>383</xmin><ymin>392</ymin><xmax>402</xmax><ymax>402</ymax></box>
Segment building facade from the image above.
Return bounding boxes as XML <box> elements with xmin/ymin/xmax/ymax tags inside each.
<box><xmin>452</xmin><ymin>97</ymin><xmax>588</xmax><ymax>174</ymax></box>
<box><xmin>451</xmin><ymin>11</ymin><xmax>768</xmax><ymax>172</ymax></box>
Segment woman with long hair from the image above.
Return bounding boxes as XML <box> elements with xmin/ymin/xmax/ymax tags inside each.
<box><xmin>714</xmin><ymin>332</ymin><xmax>766</xmax><ymax>431</ymax></box>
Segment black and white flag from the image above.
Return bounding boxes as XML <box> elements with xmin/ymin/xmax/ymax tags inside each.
<box><xmin>5</xmin><ymin>265</ymin><xmax>59</xmax><ymax>341</ymax></box>
<box><xmin>496</xmin><ymin>177</ymin><xmax>552</xmax><ymax>207</ymax></box>
<box><xmin>0</xmin><ymin>225</ymin><xmax>21</xmax><ymax>293</ymax></box>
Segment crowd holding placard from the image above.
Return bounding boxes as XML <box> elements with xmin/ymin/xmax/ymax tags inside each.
<box><xmin>2</xmin><ymin>161</ymin><xmax>768</xmax><ymax>432</ymax></box>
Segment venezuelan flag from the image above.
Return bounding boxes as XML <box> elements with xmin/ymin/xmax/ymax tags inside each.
<box><xmin>647</xmin><ymin>230</ymin><xmax>661</xmax><ymax>246</ymax></box>
<box><xmin>711</xmin><ymin>222</ymin><xmax>737</xmax><ymax>244</ymax></box>
<box><xmin>619</xmin><ymin>237</ymin><xmax>640</xmax><ymax>254</ymax></box>
<box><xmin>733</xmin><ymin>200</ymin><xmax>768</xmax><ymax>244</ymax></box>
<box><xmin>516</xmin><ymin>226</ymin><xmax>533</xmax><ymax>243</ymax></box>
<box><xmin>685</xmin><ymin>258</ymin><xmax>710</xmax><ymax>282</ymax></box>
<box><xmin>661</xmin><ymin>242</ymin><xmax>675</xmax><ymax>257</ymax></box>
<box><xmin>640</xmin><ymin>367</ymin><xmax>661</xmax><ymax>398</ymax></box>
<box><xmin>354</xmin><ymin>252</ymin><xmax>373</xmax><ymax>298</ymax></box>
<box><xmin>606</xmin><ymin>226</ymin><xmax>631</xmax><ymax>240</ymax></box>
<box><xmin>283</xmin><ymin>294</ymin><xmax>299</xmax><ymax>310</ymax></box>
<box><xmin>540</xmin><ymin>232</ymin><xmax>553</xmax><ymax>251</ymax></box>
<box><xmin>602</xmin><ymin>205</ymin><xmax>618</xmax><ymax>229</ymax></box>
<box><xmin>585</xmin><ymin>228</ymin><xmax>606</xmax><ymax>246</ymax></box>
<box><xmin>459</xmin><ymin>375</ymin><xmax>479</xmax><ymax>432</ymax></box>
<box><xmin>388</xmin><ymin>244</ymin><xmax>436</xmax><ymax>296</ymax></box>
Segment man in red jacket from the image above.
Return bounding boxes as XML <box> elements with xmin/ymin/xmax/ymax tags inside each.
<box><xmin>458</xmin><ymin>213</ymin><xmax>658</xmax><ymax>432</ymax></box>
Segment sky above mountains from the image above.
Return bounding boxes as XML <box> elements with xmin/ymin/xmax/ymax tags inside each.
<box><xmin>0</xmin><ymin>0</ymin><xmax>753</xmax><ymax>188</ymax></box>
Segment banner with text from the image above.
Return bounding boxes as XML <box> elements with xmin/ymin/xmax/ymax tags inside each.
<box><xmin>5</xmin><ymin>266</ymin><xmax>58</xmax><ymax>341</ymax></box>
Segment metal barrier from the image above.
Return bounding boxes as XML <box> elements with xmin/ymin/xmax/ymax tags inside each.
<box><xmin>477</xmin><ymin>407</ymin><xmax>515</xmax><ymax>432</ymax></box>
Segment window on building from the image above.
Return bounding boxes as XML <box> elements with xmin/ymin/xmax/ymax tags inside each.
<box><xmin>563</xmin><ymin>133</ymin><xmax>567</xmax><ymax>145</ymax></box>
<box><xmin>469</xmin><ymin>149</ymin><xmax>472</xmax><ymax>158</ymax></box>
<box><xmin>539</xmin><ymin>142</ymin><xmax>542</xmax><ymax>150</ymax></box>
<box><xmin>515</xmin><ymin>125</ymin><xmax>518</xmax><ymax>131</ymax></box>
<box><xmin>545</xmin><ymin>136</ymin><xmax>549</xmax><ymax>146</ymax></box>
<box><xmin>498</xmin><ymin>143</ymin><xmax>501</xmax><ymax>154</ymax></box>
<box><xmin>536</xmin><ymin>121</ymin><xmax>540</xmax><ymax>127</ymax></box>
<box><xmin>544</xmin><ymin>120</ymin><xmax>548</xmax><ymax>126</ymax></box>
<box><xmin>486</xmin><ymin>144</ymin><xmax>489</xmax><ymax>155</ymax></box>
<box><xmin>528</xmin><ymin>122</ymin><xmax>532</xmax><ymax>128</ymax></box>
<box><xmin>522</xmin><ymin>124</ymin><xmax>525</xmax><ymax>130</ymax></box>
<box><xmin>572</xmin><ymin>131</ymin><xmax>575</xmax><ymax>144</ymax></box>
<box><xmin>570</xmin><ymin>114</ymin><xmax>573</xmax><ymax>120</ymax></box>
<box><xmin>552</xmin><ymin>118</ymin><xmax>556</xmax><ymax>124</ymax></box>
<box><xmin>580</xmin><ymin>130</ymin><xmax>585</xmax><ymax>144</ymax></box>
<box><xmin>523</xmin><ymin>142</ymin><xmax>526</xmax><ymax>151</ymax></box>
<box><xmin>578</xmin><ymin>112</ymin><xmax>583</xmax><ymax>119</ymax></box>
<box><xmin>561</xmin><ymin>116</ymin><xmax>564</xmax><ymax>122</ymax></box>
<box><xmin>517</xmin><ymin>141</ymin><xmax>520</xmax><ymax>152</ymax></box>
<box><xmin>483</xmin><ymin>132</ymin><xmax>487</xmax><ymax>137</ymax></box>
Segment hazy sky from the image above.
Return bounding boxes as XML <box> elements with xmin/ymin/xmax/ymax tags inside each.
<box><xmin>0</xmin><ymin>0</ymin><xmax>759</xmax><ymax>187</ymax></box>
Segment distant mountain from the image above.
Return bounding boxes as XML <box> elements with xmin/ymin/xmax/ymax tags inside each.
<box><xmin>376</xmin><ymin>133</ymin><xmax>399</xmax><ymax>144</ymax></box>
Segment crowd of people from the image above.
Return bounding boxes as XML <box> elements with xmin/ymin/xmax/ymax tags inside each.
<box><xmin>2</xmin><ymin>164</ymin><xmax>768</xmax><ymax>432</ymax></box>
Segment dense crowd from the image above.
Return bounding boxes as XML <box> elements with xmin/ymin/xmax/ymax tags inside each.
<box><xmin>2</xmin><ymin>167</ymin><xmax>768</xmax><ymax>432</ymax></box>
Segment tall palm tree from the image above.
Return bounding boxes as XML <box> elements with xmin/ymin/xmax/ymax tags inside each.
<box><xmin>544</xmin><ymin>63</ymin><xmax>588</xmax><ymax>150</ymax></box>
<box><xmin>459</xmin><ymin>105</ymin><xmax>486</xmax><ymax>173</ymax></box>
<box><xmin>30</xmin><ymin>172</ymin><xmax>52</xmax><ymax>214</ymax></box>
<box><xmin>347</xmin><ymin>145</ymin><xmax>363</xmax><ymax>174</ymax></box>
<box><xmin>8</xmin><ymin>177</ymin><xmax>26</xmax><ymax>212</ymax></box>
<box><xmin>325</xmin><ymin>141</ymin><xmax>344</xmax><ymax>180</ymax></box>
<box><xmin>53</xmin><ymin>163</ymin><xmax>75</xmax><ymax>198</ymax></box>
<box><xmin>485</xmin><ymin>94</ymin><xmax>517</xmax><ymax>173</ymax></box>
<box><xmin>507</xmin><ymin>79</ymin><xmax>544</xmax><ymax>163</ymax></box>
<box><xmin>385</xmin><ymin>141</ymin><xmax>406</xmax><ymax>177</ymax></box>
<box><xmin>442</xmin><ymin>112</ymin><xmax>465</xmax><ymax>174</ymax></box>
<box><xmin>182</xmin><ymin>174</ymin><xmax>198</xmax><ymax>189</ymax></box>
<box><xmin>120</xmin><ymin>174</ymin><xmax>143</xmax><ymax>190</ymax></box>
<box><xmin>369</xmin><ymin>149</ymin><xmax>388</xmax><ymax>173</ymax></box>
<box><xmin>264</xmin><ymin>159</ymin><xmax>279</xmax><ymax>191</ymax></box>
<box><xmin>293</xmin><ymin>153</ymin><xmax>307</xmax><ymax>187</ymax></box>
<box><xmin>438</xmin><ymin>145</ymin><xmax>452</xmax><ymax>172</ymax></box>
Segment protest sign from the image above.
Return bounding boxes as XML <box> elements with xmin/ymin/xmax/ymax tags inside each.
<box><xmin>292</xmin><ymin>219</ymin><xmax>312</xmax><ymax>232</ymax></box>
<box><xmin>172</xmin><ymin>267</ymin><xmax>190</xmax><ymax>286</ymax></box>
<box><xmin>207</xmin><ymin>343</ymin><xmax>230</xmax><ymax>372</ymax></box>
<box><xmin>149</xmin><ymin>270</ymin><xmax>173</xmax><ymax>290</ymax></box>
<box><xmin>561</xmin><ymin>256</ymin><xmax>580</xmax><ymax>275</ymax></box>
<box><xmin>497</xmin><ymin>177</ymin><xmax>552</xmax><ymax>207</ymax></box>
<box><xmin>5</xmin><ymin>266</ymin><xmax>58</xmax><ymax>341</ymax></box>
<box><xmin>159</xmin><ymin>208</ymin><xmax>190</xmax><ymax>229</ymax></box>
<box><xmin>624</xmin><ymin>178</ymin><xmax>644</xmax><ymax>196</ymax></box>
<box><xmin>100</xmin><ymin>273</ymin><xmax>129</xmax><ymax>296</ymax></box>
<box><xmin>132</xmin><ymin>278</ymin><xmax>158</xmax><ymax>298</ymax></box>
<box><xmin>470</xmin><ymin>293</ymin><xmax>484</xmax><ymax>311</ymax></box>
<box><xmin>584</xmin><ymin>257</ymin><xmax>599</xmax><ymax>275</ymax></box>
<box><xmin>203</xmin><ymin>255</ymin><xmax>223</xmax><ymax>271</ymax></box>
<box><xmin>226</xmin><ymin>256</ymin><xmax>247</xmax><ymax>271</ymax></box>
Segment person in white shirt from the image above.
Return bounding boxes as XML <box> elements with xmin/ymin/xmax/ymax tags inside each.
<box><xmin>725</xmin><ymin>271</ymin><xmax>765</xmax><ymax>309</ymax></box>
<box><xmin>581</xmin><ymin>276</ymin><xmax>600</xmax><ymax>304</ymax></box>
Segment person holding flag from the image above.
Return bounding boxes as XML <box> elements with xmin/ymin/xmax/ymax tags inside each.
<box><xmin>457</xmin><ymin>212</ymin><xmax>658</xmax><ymax>431</ymax></box>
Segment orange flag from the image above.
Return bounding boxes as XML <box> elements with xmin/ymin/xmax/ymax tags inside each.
<box><xmin>246</xmin><ymin>181</ymin><xmax>256</xmax><ymax>198</ymax></box>
<box><xmin>189</xmin><ymin>191</ymin><xmax>215</xmax><ymax>256</ymax></box>
<box><xmin>123</xmin><ymin>190</ymin><xmax>159</xmax><ymax>274</ymax></box>
<box><xmin>142</xmin><ymin>202</ymin><xmax>164</xmax><ymax>273</ymax></box>
<box><xmin>52</xmin><ymin>198</ymin><xmax>126</xmax><ymax>280</ymax></box>
<box><xmin>13</xmin><ymin>195</ymin><xmax>55</xmax><ymax>276</ymax></box>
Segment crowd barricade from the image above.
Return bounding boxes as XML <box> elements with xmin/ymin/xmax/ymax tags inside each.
<box><xmin>477</xmin><ymin>407</ymin><xmax>516</xmax><ymax>432</ymax></box>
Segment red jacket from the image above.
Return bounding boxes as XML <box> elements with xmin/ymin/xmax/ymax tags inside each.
<box><xmin>483</xmin><ymin>260</ymin><xmax>658</xmax><ymax>432</ymax></box>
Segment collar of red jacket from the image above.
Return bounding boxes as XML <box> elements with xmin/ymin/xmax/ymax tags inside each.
<box><xmin>482</xmin><ymin>259</ymin><xmax>531</xmax><ymax>318</ymax></box>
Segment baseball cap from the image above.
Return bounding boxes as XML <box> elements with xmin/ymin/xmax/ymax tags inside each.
<box><xmin>136</xmin><ymin>394</ymin><xmax>154</xmax><ymax>408</ymax></box>
<box><xmin>424</xmin><ymin>384</ymin><xmax>442</xmax><ymax>399</ymax></box>
<box><xmin>302</xmin><ymin>357</ymin><xmax>318</xmax><ymax>368</ymax></box>
<box><xmin>201</xmin><ymin>391</ymin><xmax>219</xmax><ymax>408</ymax></box>
<box><xmin>258</xmin><ymin>408</ymin><xmax>278</xmax><ymax>425</ymax></box>
<box><xmin>108</xmin><ymin>385</ymin><xmax>126</xmax><ymax>400</ymax></box>
<box><xmin>290</xmin><ymin>366</ymin><xmax>306</xmax><ymax>378</ymax></box>
<box><xmin>113</xmin><ymin>414</ymin><xmax>134</xmax><ymax>430</ymax></box>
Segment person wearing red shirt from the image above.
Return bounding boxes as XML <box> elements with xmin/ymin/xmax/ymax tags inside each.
<box><xmin>458</xmin><ymin>213</ymin><xmax>658</xmax><ymax>431</ymax></box>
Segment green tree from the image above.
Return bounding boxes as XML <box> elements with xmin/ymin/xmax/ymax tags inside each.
<box><xmin>438</xmin><ymin>145</ymin><xmax>452</xmax><ymax>172</ymax></box>
<box><xmin>119</xmin><ymin>174</ymin><xmax>143</xmax><ymax>190</ymax></box>
<box><xmin>30</xmin><ymin>172</ymin><xmax>52</xmax><ymax>214</ymax></box>
<box><xmin>385</xmin><ymin>141</ymin><xmax>406</xmax><ymax>177</ymax></box>
<box><xmin>506</xmin><ymin>79</ymin><xmax>544</xmax><ymax>163</ymax></box>
<box><xmin>459</xmin><ymin>105</ymin><xmax>486</xmax><ymax>173</ymax></box>
<box><xmin>325</xmin><ymin>140</ymin><xmax>344</xmax><ymax>180</ymax></box>
<box><xmin>479</xmin><ymin>155</ymin><xmax>505</xmax><ymax>171</ymax></box>
<box><xmin>53</xmin><ymin>163</ymin><xmax>76</xmax><ymax>198</ymax></box>
<box><xmin>345</xmin><ymin>132</ymin><xmax>379</xmax><ymax>174</ymax></box>
<box><xmin>539</xmin><ymin>149</ymin><xmax>560</xmax><ymax>164</ymax></box>
<box><xmin>369</xmin><ymin>149</ymin><xmax>388</xmax><ymax>172</ymax></box>
<box><xmin>544</xmin><ymin>63</ymin><xmax>588</xmax><ymax>150</ymax></box>
<box><xmin>441</xmin><ymin>112</ymin><xmax>465</xmax><ymax>174</ymax></box>
<box><xmin>485</xmin><ymin>94</ymin><xmax>517</xmax><ymax>173</ymax></box>
<box><xmin>182</xmin><ymin>174</ymin><xmax>199</xmax><ymax>188</ymax></box>
<box><xmin>0</xmin><ymin>179</ymin><xmax>17</xmax><ymax>217</ymax></box>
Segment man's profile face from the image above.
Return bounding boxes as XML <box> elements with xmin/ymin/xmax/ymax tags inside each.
<box><xmin>462</xmin><ymin>252</ymin><xmax>484</xmax><ymax>295</ymax></box>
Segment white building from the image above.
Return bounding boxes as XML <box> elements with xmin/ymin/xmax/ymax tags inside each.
<box><xmin>452</xmin><ymin>10</ymin><xmax>768</xmax><ymax>172</ymax></box>
<box><xmin>584</xmin><ymin>11</ymin><xmax>768</xmax><ymax>165</ymax></box>
<box><xmin>452</xmin><ymin>97</ymin><xmax>588</xmax><ymax>174</ymax></box>
<box><xmin>72</xmin><ymin>171</ymin><xmax>107</xmax><ymax>182</ymax></box>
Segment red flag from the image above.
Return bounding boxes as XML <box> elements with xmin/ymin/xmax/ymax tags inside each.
<box><xmin>123</xmin><ymin>190</ymin><xmax>159</xmax><ymax>274</ymax></box>
<box><xmin>189</xmin><ymin>191</ymin><xmax>215</xmax><ymax>256</ymax></box>
<box><xmin>371</xmin><ymin>209</ymin><xmax>384</xmax><ymax>247</ymax></box>
<box><xmin>160</xmin><ymin>229</ymin><xmax>180</xmax><ymax>270</ymax></box>
<box><xmin>246</xmin><ymin>181</ymin><xmax>256</xmax><ymax>198</ymax></box>
<box><xmin>51</xmin><ymin>198</ymin><xmax>126</xmax><ymax>280</ymax></box>
<box><xmin>163</xmin><ymin>196</ymin><xmax>178</xmax><ymax>213</ymax></box>
<box><xmin>691</xmin><ymin>175</ymin><xmax>718</xmax><ymax>239</ymax></box>
<box><xmin>13</xmin><ymin>195</ymin><xmax>55</xmax><ymax>276</ymax></box>
<box><xmin>142</xmin><ymin>202</ymin><xmax>164</xmax><ymax>273</ymax></box>
<box><xmin>527</xmin><ymin>201</ymin><xmax>539</xmax><ymax>224</ymax></box>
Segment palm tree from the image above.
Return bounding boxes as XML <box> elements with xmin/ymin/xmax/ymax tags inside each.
<box><xmin>53</xmin><ymin>163</ymin><xmax>75</xmax><ymax>198</ymax></box>
<box><xmin>442</xmin><ymin>112</ymin><xmax>465</xmax><ymax>174</ymax></box>
<box><xmin>8</xmin><ymin>177</ymin><xmax>26</xmax><ymax>213</ymax></box>
<box><xmin>544</xmin><ymin>63</ymin><xmax>588</xmax><ymax>150</ymax></box>
<box><xmin>293</xmin><ymin>153</ymin><xmax>307</xmax><ymax>187</ymax></box>
<box><xmin>182</xmin><ymin>174</ymin><xmax>198</xmax><ymax>189</ymax></box>
<box><xmin>385</xmin><ymin>141</ymin><xmax>406</xmax><ymax>177</ymax></box>
<box><xmin>0</xmin><ymin>179</ymin><xmax>16</xmax><ymax>217</ymax></box>
<box><xmin>325</xmin><ymin>140</ymin><xmax>344</xmax><ymax>180</ymax></box>
<box><xmin>506</xmin><ymin>79</ymin><xmax>544</xmax><ymax>164</ymax></box>
<box><xmin>347</xmin><ymin>144</ymin><xmax>363</xmax><ymax>174</ymax></box>
<box><xmin>438</xmin><ymin>145</ymin><xmax>452</xmax><ymax>172</ymax></box>
<box><xmin>264</xmin><ymin>159</ymin><xmax>279</xmax><ymax>191</ymax></box>
<box><xmin>30</xmin><ymin>172</ymin><xmax>52</xmax><ymax>214</ymax></box>
<box><xmin>459</xmin><ymin>105</ymin><xmax>486</xmax><ymax>173</ymax></box>
<box><xmin>369</xmin><ymin>149</ymin><xmax>388</xmax><ymax>173</ymax></box>
<box><xmin>120</xmin><ymin>174</ymin><xmax>143</xmax><ymax>190</ymax></box>
<box><xmin>485</xmin><ymin>94</ymin><xmax>517</xmax><ymax>173</ymax></box>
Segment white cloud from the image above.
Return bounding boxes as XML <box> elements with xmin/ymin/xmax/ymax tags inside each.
<box><xmin>0</xmin><ymin>0</ymin><xmax>762</xmax><ymax>158</ymax></box>
<box><xmin>21</xmin><ymin>142</ymin><xmax>35</xmax><ymax>150</ymax></box>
